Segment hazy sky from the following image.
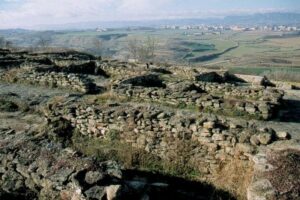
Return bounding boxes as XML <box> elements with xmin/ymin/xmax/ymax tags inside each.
<box><xmin>0</xmin><ymin>0</ymin><xmax>299</xmax><ymax>29</ymax></box>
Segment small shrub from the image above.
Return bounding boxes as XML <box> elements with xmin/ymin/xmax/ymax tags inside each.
<box><xmin>177</xmin><ymin>101</ymin><xmax>187</xmax><ymax>109</ymax></box>
<box><xmin>106</xmin><ymin>129</ymin><xmax>120</xmax><ymax>141</ymax></box>
<box><xmin>47</xmin><ymin>117</ymin><xmax>74</xmax><ymax>146</ymax></box>
<box><xmin>0</xmin><ymin>96</ymin><xmax>29</xmax><ymax>113</ymax></box>
<box><xmin>0</xmin><ymin>99</ymin><xmax>19</xmax><ymax>112</ymax></box>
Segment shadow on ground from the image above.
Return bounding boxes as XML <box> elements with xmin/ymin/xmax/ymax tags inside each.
<box><xmin>277</xmin><ymin>99</ymin><xmax>300</xmax><ymax>123</ymax></box>
<box><xmin>123</xmin><ymin>169</ymin><xmax>236</xmax><ymax>200</ymax></box>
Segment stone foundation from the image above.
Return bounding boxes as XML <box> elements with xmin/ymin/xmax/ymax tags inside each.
<box><xmin>113</xmin><ymin>80</ymin><xmax>283</xmax><ymax>120</ymax></box>
<box><xmin>1</xmin><ymin>70</ymin><xmax>97</xmax><ymax>93</ymax></box>
<box><xmin>44</xmin><ymin>103</ymin><xmax>290</xmax><ymax>180</ymax></box>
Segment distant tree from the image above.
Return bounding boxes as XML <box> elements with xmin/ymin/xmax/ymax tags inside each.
<box><xmin>92</xmin><ymin>38</ymin><xmax>104</xmax><ymax>55</ymax></box>
<box><xmin>127</xmin><ymin>36</ymin><xmax>158</xmax><ymax>62</ymax></box>
<box><xmin>145</xmin><ymin>36</ymin><xmax>157</xmax><ymax>60</ymax></box>
<box><xmin>0</xmin><ymin>36</ymin><xmax>6</xmax><ymax>48</ymax></box>
<box><xmin>36</xmin><ymin>36</ymin><xmax>52</xmax><ymax>49</ymax></box>
<box><xmin>5</xmin><ymin>41</ymin><xmax>13</xmax><ymax>49</ymax></box>
<box><xmin>0</xmin><ymin>36</ymin><xmax>14</xmax><ymax>49</ymax></box>
<box><xmin>127</xmin><ymin>38</ymin><xmax>139</xmax><ymax>60</ymax></box>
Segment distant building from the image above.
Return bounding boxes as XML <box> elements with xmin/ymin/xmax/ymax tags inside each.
<box><xmin>128</xmin><ymin>58</ymin><xmax>138</xmax><ymax>63</ymax></box>
<box><xmin>96</xmin><ymin>27</ymin><xmax>107</xmax><ymax>32</ymax></box>
<box><xmin>230</xmin><ymin>26</ymin><xmax>244</xmax><ymax>31</ymax></box>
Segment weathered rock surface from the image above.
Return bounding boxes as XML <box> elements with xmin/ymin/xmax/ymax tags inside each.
<box><xmin>248</xmin><ymin>140</ymin><xmax>300</xmax><ymax>200</ymax></box>
<box><xmin>0</xmin><ymin>125</ymin><xmax>134</xmax><ymax>200</ymax></box>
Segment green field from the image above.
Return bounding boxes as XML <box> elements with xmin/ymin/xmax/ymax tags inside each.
<box><xmin>228</xmin><ymin>66</ymin><xmax>300</xmax><ymax>75</ymax></box>
<box><xmin>1</xmin><ymin>28</ymin><xmax>300</xmax><ymax>79</ymax></box>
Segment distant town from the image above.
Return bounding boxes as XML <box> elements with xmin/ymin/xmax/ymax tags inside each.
<box><xmin>160</xmin><ymin>24</ymin><xmax>300</xmax><ymax>32</ymax></box>
<box><xmin>96</xmin><ymin>24</ymin><xmax>300</xmax><ymax>33</ymax></box>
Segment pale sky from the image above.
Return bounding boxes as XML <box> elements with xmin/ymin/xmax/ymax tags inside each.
<box><xmin>0</xmin><ymin>0</ymin><xmax>299</xmax><ymax>29</ymax></box>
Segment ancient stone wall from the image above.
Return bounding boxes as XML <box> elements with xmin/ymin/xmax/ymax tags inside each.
<box><xmin>1</xmin><ymin>70</ymin><xmax>97</xmax><ymax>93</ymax></box>
<box><xmin>113</xmin><ymin>81</ymin><xmax>283</xmax><ymax>120</ymax></box>
<box><xmin>45</xmin><ymin>103</ymin><xmax>290</xmax><ymax>180</ymax></box>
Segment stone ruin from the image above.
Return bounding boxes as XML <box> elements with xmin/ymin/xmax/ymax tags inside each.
<box><xmin>45</xmin><ymin>101</ymin><xmax>290</xmax><ymax>180</ymax></box>
<box><xmin>0</xmin><ymin>48</ymin><xmax>297</xmax><ymax>199</ymax></box>
<box><xmin>114</xmin><ymin>75</ymin><xmax>283</xmax><ymax>120</ymax></box>
<box><xmin>0</xmin><ymin>49</ymin><xmax>286</xmax><ymax>116</ymax></box>
<box><xmin>0</xmin><ymin>49</ymin><xmax>106</xmax><ymax>93</ymax></box>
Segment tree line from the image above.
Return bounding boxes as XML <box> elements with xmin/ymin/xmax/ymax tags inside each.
<box><xmin>1</xmin><ymin>34</ymin><xmax>158</xmax><ymax>63</ymax></box>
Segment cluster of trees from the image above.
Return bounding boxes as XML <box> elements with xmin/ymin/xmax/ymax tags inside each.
<box><xmin>127</xmin><ymin>36</ymin><xmax>157</xmax><ymax>62</ymax></box>
<box><xmin>35</xmin><ymin>35</ymin><xmax>105</xmax><ymax>55</ymax></box>
<box><xmin>0</xmin><ymin>35</ymin><xmax>56</xmax><ymax>51</ymax></box>
<box><xmin>0</xmin><ymin>36</ymin><xmax>13</xmax><ymax>49</ymax></box>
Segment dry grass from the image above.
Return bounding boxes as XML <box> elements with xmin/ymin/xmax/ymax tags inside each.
<box><xmin>48</xmin><ymin>96</ymin><xmax>67</xmax><ymax>105</ymax></box>
<box><xmin>71</xmin><ymin>130</ymin><xmax>201</xmax><ymax>179</ymax></box>
<box><xmin>82</xmin><ymin>91</ymin><xmax>129</xmax><ymax>106</ymax></box>
<box><xmin>0</xmin><ymin>68</ymin><xmax>25</xmax><ymax>82</ymax></box>
<box><xmin>267</xmin><ymin>38</ymin><xmax>300</xmax><ymax>48</ymax></box>
<box><xmin>262</xmin><ymin>69</ymin><xmax>300</xmax><ymax>83</ymax></box>
<box><xmin>44</xmin><ymin>96</ymin><xmax>68</xmax><ymax>112</ymax></box>
<box><xmin>214</xmin><ymin>159</ymin><xmax>254</xmax><ymax>200</ymax></box>
<box><xmin>42</xmin><ymin>96</ymin><xmax>68</xmax><ymax>117</ymax></box>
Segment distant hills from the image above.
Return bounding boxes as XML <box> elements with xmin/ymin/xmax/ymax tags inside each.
<box><xmin>1</xmin><ymin>12</ymin><xmax>300</xmax><ymax>31</ymax></box>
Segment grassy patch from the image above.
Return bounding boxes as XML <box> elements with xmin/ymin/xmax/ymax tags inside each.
<box><xmin>228</xmin><ymin>66</ymin><xmax>300</xmax><ymax>82</ymax></box>
<box><xmin>203</xmin><ymin>107</ymin><xmax>262</xmax><ymax>120</ymax></box>
<box><xmin>180</xmin><ymin>41</ymin><xmax>215</xmax><ymax>50</ymax></box>
<box><xmin>98</xmin><ymin>33</ymin><xmax>128</xmax><ymax>41</ymax></box>
<box><xmin>71</xmin><ymin>130</ymin><xmax>201</xmax><ymax>180</ymax></box>
<box><xmin>81</xmin><ymin>92</ymin><xmax>129</xmax><ymax>106</ymax></box>
<box><xmin>261</xmin><ymin>69</ymin><xmax>300</xmax><ymax>83</ymax></box>
<box><xmin>183</xmin><ymin>53</ymin><xmax>195</xmax><ymax>59</ymax></box>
